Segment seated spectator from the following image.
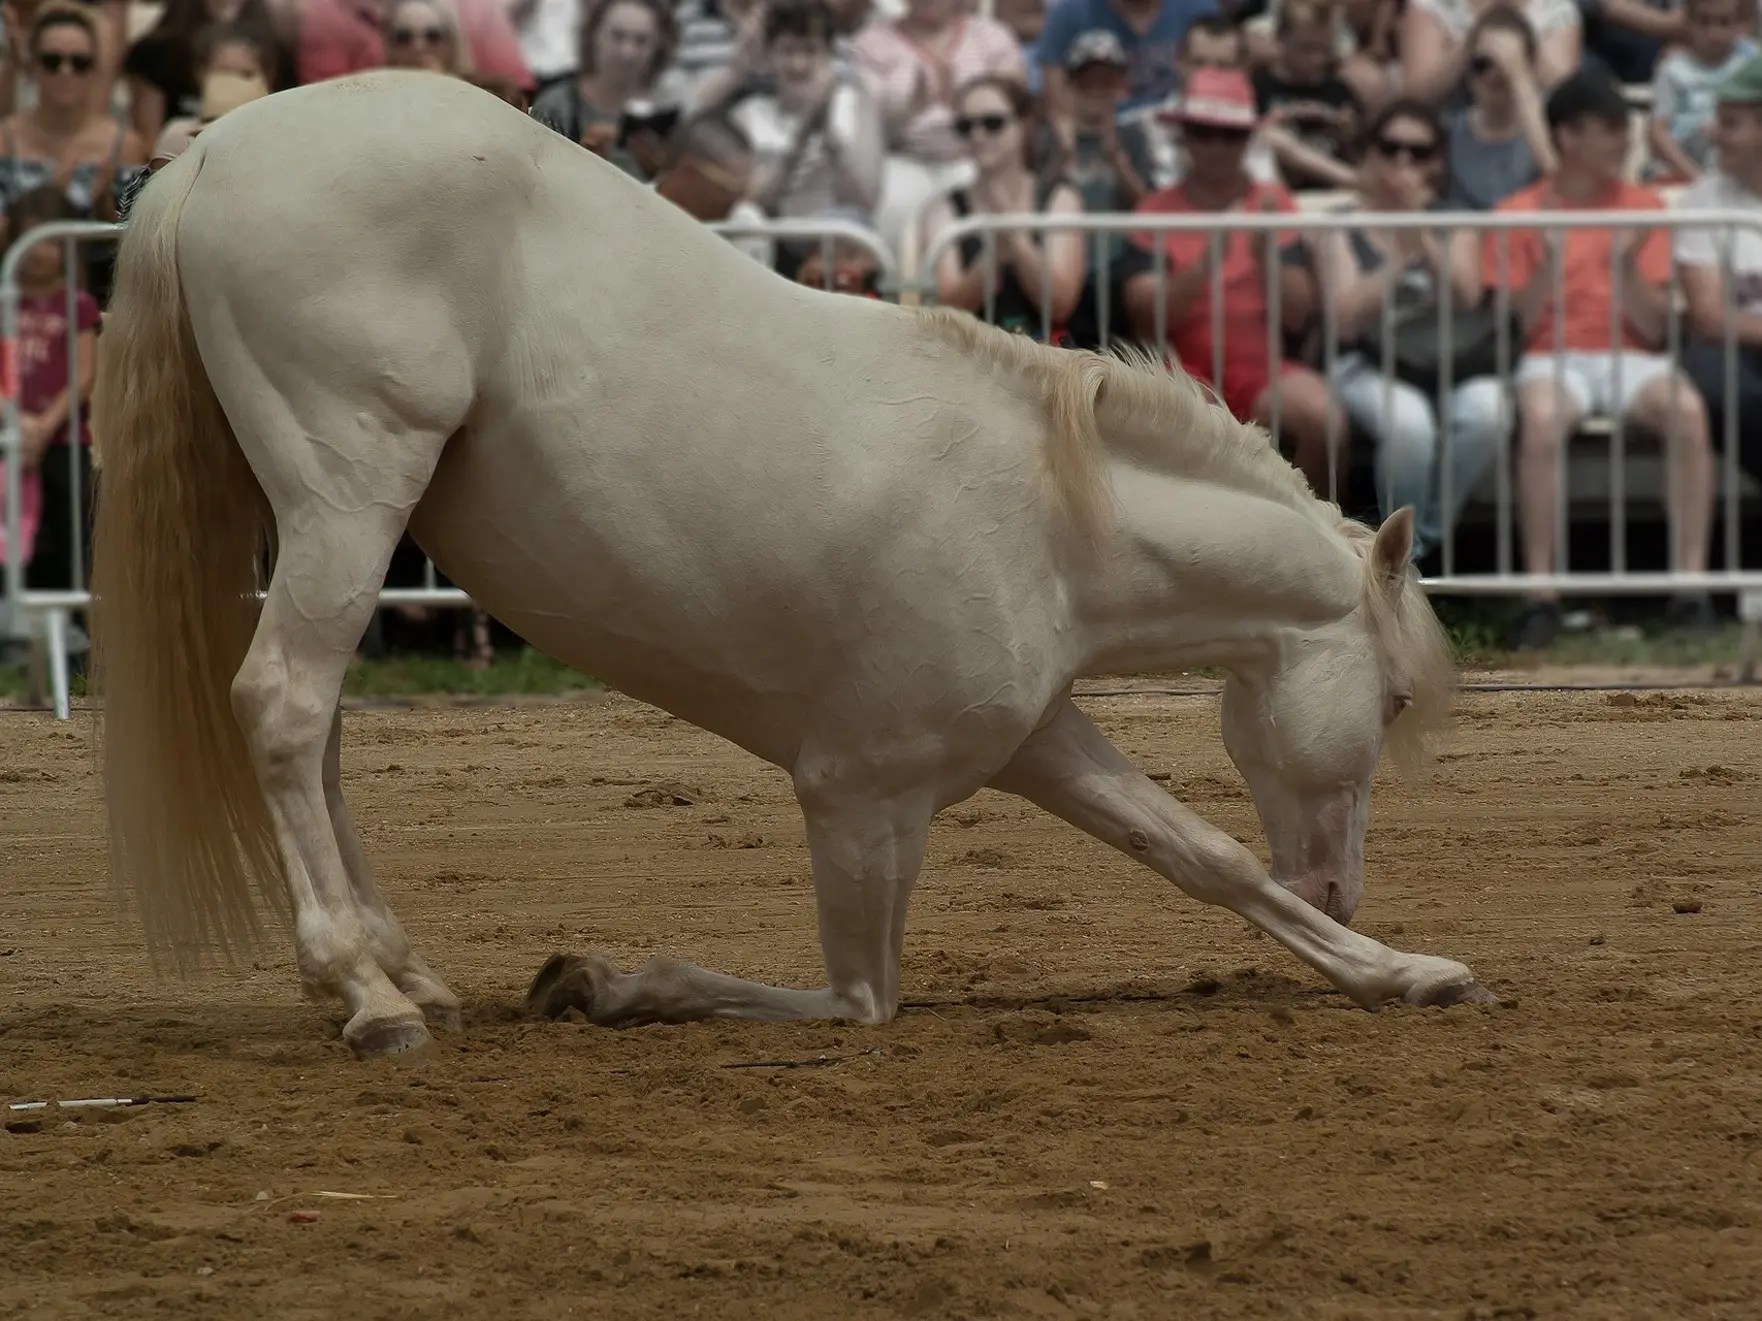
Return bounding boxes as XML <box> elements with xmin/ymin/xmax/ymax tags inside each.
<box><xmin>9</xmin><ymin>185</ymin><xmax>98</xmax><ymax>602</ymax></box>
<box><xmin>793</xmin><ymin>214</ymin><xmax>887</xmax><ymax>294</ymax></box>
<box><xmin>1253</xmin><ymin>0</ymin><xmax>1362</xmax><ymax>189</ymax></box>
<box><xmin>123</xmin><ymin>0</ymin><xmax>290</xmax><ymax>143</ymax></box>
<box><xmin>1484</xmin><ymin>69</ymin><xmax>1715</xmax><ymax>649</ymax></box>
<box><xmin>1145</xmin><ymin>17</ymin><xmax>1282</xmax><ymax>189</ymax></box>
<box><xmin>298</xmin><ymin>0</ymin><xmax>532</xmax><ymax>91</ymax></box>
<box><xmin>1311</xmin><ymin>99</ymin><xmax>1506</xmax><ymax>565</ymax></box>
<box><xmin>1243</xmin><ymin>0</ymin><xmax>1401</xmax><ymax>112</ymax></box>
<box><xmin>1401</xmin><ymin>0</ymin><xmax>1580</xmax><ymax>105</ymax></box>
<box><xmin>1442</xmin><ymin>5</ymin><xmax>1553</xmax><ymax>210</ymax></box>
<box><xmin>530</xmin><ymin>0</ymin><xmax>681</xmax><ymax>180</ymax></box>
<box><xmin>653</xmin><ymin>108</ymin><xmax>776</xmax><ymax>264</ymax></box>
<box><xmin>383</xmin><ymin>0</ymin><xmax>474</xmax><ymax>76</ymax></box>
<box><xmin>851</xmin><ymin>0</ymin><xmax>1026</xmax><ymax>256</ymax></box>
<box><xmin>919</xmin><ymin>73</ymin><xmax>1085</xmax><ymax>341</ymax></box>
<box><xmin>1032</xmin><ymin>30</ymin><xmax>1155</xmax><ymax>212</ymax></box>
<box><xmin>1116</xmin><ymin>67</ymin><xmax>1340</xmax><ymax>490</ymax></box>
<box><xmin>1646</xmin><ymin>0</ymin><xmax>1754</xmax><ymax>182</ymax></box>
<box><xmin>729</xmin><ymin>0</ymin><xmax>885</xmax><ymax>274</ymax></box>
<box><xmin>1037</xmin><ymin>0</ymin><xmax>1212</xmax><ymax>127</ymax></box>
<box><xmin>1676</xmin><ymin>50</ymin><xmax>1762</xmax><ymax>501</ymax></box>
<box><xmin>0</xmin><ymin>5</ymin><xmax>145</xmax><ymax>224</ymax></box>
<box><xmin>150</xmin><ymin>29</ymin><xmax>275</xmax><ymax>157</ymax></box>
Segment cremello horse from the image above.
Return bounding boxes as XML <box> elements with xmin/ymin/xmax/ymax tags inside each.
<box><xmin>89</xmin><ymin>71</ymin><xmax>1492</xmax><ymax>1058</ymax></box>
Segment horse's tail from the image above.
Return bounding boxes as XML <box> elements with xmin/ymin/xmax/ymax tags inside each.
<box><xmin>89</xmin><ymin>139</ymin><xmax>284</xmax><ymax>972</ymax></box>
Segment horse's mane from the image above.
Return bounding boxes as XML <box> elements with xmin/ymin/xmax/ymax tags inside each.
<box><xmin>912</xmin><ymin>306</ymin><xmax>1457</xmax><ymax>772</ymax></box>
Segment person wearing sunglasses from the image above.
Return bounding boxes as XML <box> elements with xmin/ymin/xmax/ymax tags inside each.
<box><xmin>920</xmin><ymin>73</ymin><xmax>1086</xmax><ymax>344</ymax></box>
<box><xmin>1441</xmin><ymin>4</ymin><xmax>1552</xmax><ymax>211</ymax></box>
<box><xmin>1310</xmin><ymin>99</ymin><xmax>1506</xmax><ymax>569</ymax></box>
<box><xmin>381</xmin><ymin>0</ymin><xmax>471</xmax><ymax>74</ymax></box>
<box><xmin>0</xmin><ymin>5</ymin><xmax>145</xmax><ymax>229</ymax></box>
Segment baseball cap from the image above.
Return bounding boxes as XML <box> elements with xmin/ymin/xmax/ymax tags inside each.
<box><xmin>1719</xmin><ymin>49</ymin><xmax>1762</xmax><ymax>105</ymax></box>
<box><xmin>1158</xmin><ymin>66</ymin><xmax>1258</xmax><ymax>130</ymax></box>
<box><xmin>1065</xmin><ymin>29</ymin><xmax>1128</xmax><ymax>72</ymax></box>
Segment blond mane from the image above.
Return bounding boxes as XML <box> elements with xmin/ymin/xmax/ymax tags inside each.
<box><xmin>913</xmin><ymin>307</ymin><xmax>1458</xmax><ymax>771</ymax></box>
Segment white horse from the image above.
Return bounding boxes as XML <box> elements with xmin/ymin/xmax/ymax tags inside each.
<box><xmin>89</xmin><ymin>71</ymin><xmax>1492</xmax><ymax>1058</ymax></box>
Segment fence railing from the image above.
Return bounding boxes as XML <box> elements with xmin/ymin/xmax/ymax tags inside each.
<box><xmin>4</xmin><ymin>208</ymin><xmax>1759</xmax><ymax>719</ymax></box>
<box><xmin>916</xmin><ymin>207</ymin><xmax>1762</xmax><ymax>600</ymax></box>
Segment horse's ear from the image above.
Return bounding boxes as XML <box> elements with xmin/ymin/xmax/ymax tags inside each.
<box><xmin>1371</xmin><ymin>508</ymin><xmax>1414</xmax><ymax>598</ymax></box>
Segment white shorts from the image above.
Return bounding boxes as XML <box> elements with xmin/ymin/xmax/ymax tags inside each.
<box><xmin>1513</xmin><ymin>350</ymin><xmax>1676</xmax><ymax>421</ymax></box>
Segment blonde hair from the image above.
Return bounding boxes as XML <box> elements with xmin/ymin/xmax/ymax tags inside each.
<box><xmin>383</xmin><ymin>0</ymin><xmax>475</xmax><ymax>76</ymax></box>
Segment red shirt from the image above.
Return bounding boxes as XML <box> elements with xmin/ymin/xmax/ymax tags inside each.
<box><xmin>1127</xmin><ymin>180</ymin><xmax>1299</xmax><ymax>385</ymax></box>
<box><xmin>298</xmin><ymin>0</ymin><xmax>534</xmax><ymax>90</ymax></box>
<box><xmin>1483</xmin><ymin>179</ymin><xmax>1672</xmax><ymax>354</ymax></box>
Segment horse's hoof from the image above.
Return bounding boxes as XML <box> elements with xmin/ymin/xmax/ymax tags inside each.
<box><xmin>345</xmin><ymin>1011</ymin><xmax>433</xmax><ymax>1057</ymax></box>
<box><xmin>1409</xmin><ymin>979</ymin><xmax>1499</xmax><ymax>1008</ymax></box>
<box><xmin>525</xmin><ymin>951</ymin><xmax>619</xmax><ymax>1023</ymax></box>
<box><xmin>402</xmin><ymin>977</ymin><xmax>463</xmax><ymax>1032</ymax></box>
<box><xmin>418</xmin><ymin>1002</ymin><xmax>463</xmax><ymax>1033</ymax></box>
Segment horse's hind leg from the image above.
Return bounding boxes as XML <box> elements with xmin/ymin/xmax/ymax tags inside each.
<box><xmin>323</xmin><ymin>704</ymin><xmax>462</xmax><ymax>1030</ymax></box>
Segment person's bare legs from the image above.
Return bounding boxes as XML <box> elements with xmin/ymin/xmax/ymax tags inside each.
<box><xmin>1256</xmin><ymin>368</ymin><xmax>1348</xmax><ymax>500</ymax></box>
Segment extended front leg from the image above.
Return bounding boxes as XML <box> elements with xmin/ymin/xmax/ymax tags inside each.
<box><xmin>990</xmin><ymin>701</ymin><xmax>1494</xmax><ymax>1010</ymax></box>
<box><xmin>529</xmin><ymin>787</ymin><xmax>932</xmax><ymax>1027</ymax></box>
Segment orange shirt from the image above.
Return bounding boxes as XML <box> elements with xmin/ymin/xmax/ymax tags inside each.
<box><xmin>1482</xmin><ymin>180</ymin><xmax>1672</xmax><ymax>354</ymax></box>
<box><xmin>1129</xmin><ymin>181</ymin><xmax>1299</xmax><ymax>384</ymax></box>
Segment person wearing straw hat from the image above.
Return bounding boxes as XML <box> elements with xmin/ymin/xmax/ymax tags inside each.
<box><xmin>1676</xmin><ymin>48</ymin><xmax>1762</xmax><ymax>509</ymax></box>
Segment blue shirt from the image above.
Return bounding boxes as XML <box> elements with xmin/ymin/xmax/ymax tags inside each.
<box><xmin>1035</xmin><ymin>0</ymin><xmax>1220</xmax><ymax>115</ymax></box>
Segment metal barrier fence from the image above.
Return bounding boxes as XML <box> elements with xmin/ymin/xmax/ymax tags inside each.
<box><xmin>3</xmin><ymin>209</ymin><xmax>1758</xmax><ymax>717</ymax></box>
<box><xmin>916</xmin><ymin>207</ymin><xmax>1762</xmax><ymax>601</ymax></box>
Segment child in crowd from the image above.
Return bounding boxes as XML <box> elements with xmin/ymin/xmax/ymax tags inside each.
<box><xmin>1252</xmin><ymin>0</ymin><xmax>1362</xmax><ymax>188</ymax></box>
<box><xmin>4</xmin><ymin>185</ymin><xmax>100</xmax><ymax>600</ymax></box>
<box><xmin>1648</xmin><ymin>0</ymin><xmax>1755</xmax><ymax>180</ymax></box>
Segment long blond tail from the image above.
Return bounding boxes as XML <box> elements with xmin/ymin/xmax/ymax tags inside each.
<box><xmin>89</xmin><ymin>141</ymin><xmax>284</xmax><ymax>972</ymax></box>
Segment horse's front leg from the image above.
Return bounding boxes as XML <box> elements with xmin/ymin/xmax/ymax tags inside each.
<box><xmin>990</xmin><ymin>700</ymin><xmax>1494</xmax><ymax>1010</ymax></box>
<box><xmin>528</xmin><ymin>782</ymin><xmax>933</xmax><ymax>1027</ymax></box>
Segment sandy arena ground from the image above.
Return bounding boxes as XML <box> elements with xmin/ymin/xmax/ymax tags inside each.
<box><xmin>2</xmin><ymin>687</ymin><xmax>1760</xmax><ymax>1319</ymax></box>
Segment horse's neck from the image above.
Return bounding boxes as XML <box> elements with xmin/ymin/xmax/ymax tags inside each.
<box><xmin>1071</xmin><ymin>466</ymin><xmax>1364</xmax><ymax>677</ymax></box>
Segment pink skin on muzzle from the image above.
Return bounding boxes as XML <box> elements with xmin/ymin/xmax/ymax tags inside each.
<box><xmin>1267</xmin><ymin>789</ymin><xmax>1367</xmax><ymax>926</ymax></box>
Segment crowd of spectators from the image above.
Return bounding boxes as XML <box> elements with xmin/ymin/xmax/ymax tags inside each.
<box><xmin>1</xmin><ymin>0</ymin><xmax>1760</xmax><ymax>660</ymax></box>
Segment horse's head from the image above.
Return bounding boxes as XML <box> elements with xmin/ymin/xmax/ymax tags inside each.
<box><xmin>1217</xmin><ymin>509</ymin><xmax>1454</xmax><ymax>927</ymax></box>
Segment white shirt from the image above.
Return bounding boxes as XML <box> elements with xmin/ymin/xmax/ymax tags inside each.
<box><xmin>1674</xmin><ymin>169</ymin><xmax>1762</xmax><ymax>317</ymax></box>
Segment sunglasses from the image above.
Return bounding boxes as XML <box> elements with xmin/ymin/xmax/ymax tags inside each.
<box><xmin>1185</xmin><ymin>122</ymin><xmax>1252</xmax><ymax>144</ymax></box>
<box><xmin>1468</xmin><ymin>54</ymin><xmax>1500</xmax><ymax>75</ymax></box>
<box><xmin>1375</xmin><ymin>136</ymin><xmax>1439</xmax><ymax>163</ymax></box>
<box><xmin>392</xmin><ymin>25</ymin><xmax>447</xmax><ymax>46</ymax></box>
<box><xmin>953</xmin><ymin>113</ymin><xmax>1012</xmax><ymax>138</ymax></box>
<box><xmin>36</xmin><ymin>50</ymin><xmax>94</xmax><ymax>74</ymax></box>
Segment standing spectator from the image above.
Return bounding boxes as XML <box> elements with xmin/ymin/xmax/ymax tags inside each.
<box><xmin>1311</xmin><ymin>100</ymin><xmax>1507</xmax><ymax>564</ymax></box>
<box><xmin>1441</xmin><ymin>5</ymin><xmax>1553</xmax><ymax>210</ymax></box>
<box><xmin>1401</xmin><ymin>0</ymin><xmax>1580</xmax><ymax>105</ymax></box>
<box><xmin>730</xmin><ymin>0</ymin><xmax>885</xmax><ymax>273</ymax></box>
<box><xmin>850</xmin><ymin>0</ymin><xmax>1026</xmax><ymax>256</ymax></box>
<box><xmin>529</xmin><ymin>0</ymin><xmax>681</xmax><ymax>178</ymax></box>
<box><xmin>10</xmin><ymin>185</ymin><xmax>98</xmax><ymax>609</ymax></box>
<box><xmin>1485</xmin><ymin>69</ymin><xmax>1715</xmax><ymax>649</ymax></box>
<box><xmin>298</xmin><ymin>0</ymin><xmax>532</xmax><ymax>90</ymax></box>
<box><xmin>122</xmin><ymin>0</ymin><xmax>290</xmax><ymax>143</ymax></box>
<box><xmin>383</xmin><ymin>0</ymin><xmax>475</xmax><ymax>75</ymax></box>
<box><xmin>1676</xmin><ymin>51</ymin><xmax>1762</xmax><ymax>497</ymax></box>
<box><xmin>1646</xmin><ymin>0</ymin><xmax>1754</xmax><ymax>182</ymax></box>
<box><xmin>1253</xmin><ymin>0</ymin><xmax>1363</xmax><ymax>189</ymax></box>
<box><xmin>1038</xmin><ymin>0</ymin><xmax>1216</xmax><ymax>128</ymax></box>
<box><xmin>920</xmin><ymin>72</ymin><xmax>1086</xmax><ymax>340</ymax></box>
<box><xmin>1116</xmin><ymin>67</ymin><xmax>1341</xmax><ymax>491</ymax></box>
<box><xmin>0</xmin><ymin>5</ymin><xmax>145</xmax><ymax>223</ymax></box>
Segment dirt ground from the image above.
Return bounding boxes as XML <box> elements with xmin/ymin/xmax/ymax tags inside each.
<box><xmin>2</xmin><ymin>687</ymin><xmax>1760</xmax><ymax>1320</ymax></box>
